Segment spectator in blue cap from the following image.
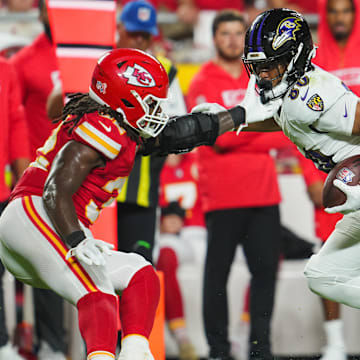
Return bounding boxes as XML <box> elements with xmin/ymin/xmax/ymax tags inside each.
<box><xmin>117</xmin><ymin>0</ymin><xmax>158</xmax><ymax>51</ymax></box>
<box><xmin>115</xmin><ymin>3</ymin><xmax>190</xmax><ymax>360</ymax></box>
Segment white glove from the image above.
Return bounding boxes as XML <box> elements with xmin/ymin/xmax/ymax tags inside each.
<box><xmin>237</xmin><ymin>75</ymin><xmax>283</xmax><ymax>134</ymax></box>
<box><xmin>325</xmin><ymin>179</ymin><xmax>360</xmax><ymax>215</ymax></box>
<box><xmin>66</xmin><ymin>237</ymin><xmax>114</xmax><ymax>266</ymax></box>
<box><xmin>191</xmin><ymin>102</ymin><xmax>226</xmax><ymax>114</ymax></box>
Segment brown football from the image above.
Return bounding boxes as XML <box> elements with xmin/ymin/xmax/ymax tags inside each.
<box><xmin>323</xmin><ymin>155</ymin><xmax>360</xmax><ymax>208</ymax></box>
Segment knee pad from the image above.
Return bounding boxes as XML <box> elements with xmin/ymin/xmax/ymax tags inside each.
<box><xmin>305</xmin><ymin>256</ymin><xmax>347</xmax><ymax>302</ymax></box>
<box><xmin>304</xmin><ymin>254</ymin><xmax>328</xmax><ymax>279</ymax></box>
<box><xmin>127</xmin><ymin>252</ymin><xmax>151</xmax><ymax>269</ymax></box>
<box><xmin>108</xmin><ymin>252</ymin><xmax>152</xmax><ymax>293</ymax></box>
<box><xmin>122</xmin><ymin>253</ymin><xmax>152</xmax><ymax>288</ymax></box>
<box><xmin>304</xmin><ymin>255</ymin><xmax>332</xmax><ymax>297</ymax></box>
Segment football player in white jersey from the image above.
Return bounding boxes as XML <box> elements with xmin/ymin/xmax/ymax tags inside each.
<box><xmin>191</xmin><ymin>8</ymin><xmax>360</xmax><ymax>311</ymax></box>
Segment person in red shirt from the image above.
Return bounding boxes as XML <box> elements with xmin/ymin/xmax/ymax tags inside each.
<box><xmin>156</xmin><ymin>152</ymin><xmax>205</xmax><ymax>360</ymax></box>
<box><xmin>315</xmin><ymin>0</ymin><xmax>360</xmax><ymax>95</ymax></box>
<box><xmin>0</xmin><ymin>56</ymin><xmax>29</xmax><ymax>360</ymax></box>
<box><xmin>267</xmin><ymin>0</ymin><xmax>317</xmax><ymax>15</ymax></box>
<box><xmin>9</xmin><ymin>1</ymin><xmax>65</xmax><ymax>358</ymax></box>
<box><xmin>10</xmin><ymin>0</ymin><xmax>59</xmax><ymax>158</ymax></box>
<box><xmin>159</xmin><ymin>153</ymin><xmax>205</xmax><ymax>230</ymax></box>
<box><xmin>175</xmin><ymin>0</ymin><xmax>244</xmax><ymax>25</ymax></box>
<box><xmin>186</xmin><ymin>10</ymin><xmax>288</xmax><ymax>360</ymax></box>
<box><xmin>297</xmin><ymin>153</ymin><xmax>346</xmax><ymax>360</ymax></box>
<box><xmin>0</xmin><ymin>58</ymin><xmax>29</xmax><ymax>207</ymax></box>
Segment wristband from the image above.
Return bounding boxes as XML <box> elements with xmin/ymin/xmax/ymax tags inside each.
<box><xmin>228</xmin><ymin>106</ymin><xmax>246</xmax><ymax>128</ymax></box>
<box><xmin>65</xmin><ymin>230</ymin><xmax>86</xmax><ymax>248</ymax></box>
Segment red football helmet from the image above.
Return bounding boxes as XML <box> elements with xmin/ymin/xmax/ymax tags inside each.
<box><xmin>89</xmin><ymin>48</ymin><xmax>169</xmax><ymax>137</ymax></box>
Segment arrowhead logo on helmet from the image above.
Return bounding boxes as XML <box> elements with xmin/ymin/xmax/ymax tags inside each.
<box><xmin>89</xmin><ymin>48</ymin><xmax>169</xmax><ymax>138</ymax></box>
<box><xmin>123</xmin><ymin>63</ymin><xmax>156</xmax><ymax>87</ymax></box>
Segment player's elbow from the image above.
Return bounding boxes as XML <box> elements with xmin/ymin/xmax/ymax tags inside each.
<box><xmin>42</xmin><ymin>182</ymin><xmax>58</xmax><ymax>211</ymax></box>
<box><xmin>352</xmin><ymin>102</ymin><xmax>360</xmax><ymax>135</ymax></box>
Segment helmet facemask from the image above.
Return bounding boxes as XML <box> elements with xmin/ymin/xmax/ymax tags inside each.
<box><xmin>89</xmin><ymin>48</ymin><xmax>170</xmax><ymax>138</ymax></box>
<box><xmin>243</xmin><ymin>8</ymin><xmax>316</xmax><ymax>104</ymax></box>
<box><xmin>243</xmin><ymin>42</ymin><xmax>316</xmax><ymax>104</ymax></box>
<box><xmin>129</xmin><ymin>90</ymin><xmax>169</xmax><ymax>138</ymax></box>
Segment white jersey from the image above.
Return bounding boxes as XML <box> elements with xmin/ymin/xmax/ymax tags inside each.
<box><xmin>274</xmin><ymin>65</ymin><xmax>360</xmax><ymax>173</ymax></box>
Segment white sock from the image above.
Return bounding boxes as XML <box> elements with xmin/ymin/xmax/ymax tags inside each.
<box><xmin>323</xmin><ymin>319</ymin><xmax>345</xmax><ymax>348</ymax></box>
<box><xmin>118</xmin><ymin>335</ymin><xmax>153</xmax><ymax>360</ymax></box>
<box><xmin>121</xmin><ymin>335</ymin><xmax>150</xmax><ymax>349</ymax></box>
<box><xmin>173</xmin><ymin>326</ymin><xmax>190</xmax><ymax>345</ymax></box>
<box><xmin>87</xmin><ymin>350</ymin><xmax>115</xmax><ymax>359</ymax></box>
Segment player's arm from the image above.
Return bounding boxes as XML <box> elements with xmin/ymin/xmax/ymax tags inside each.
<box><xmin>141</xmin><ymin>80</ymin><xmax>281</xmax><ymax>156</ymax></box>
<box><xmin>140</xmin><ymin>108</ymin><xmax>243</xmax><ymax>155</ymax></box>
<box><xmin>43</xmin><ymin>140</ymin><xmax>104</xmax><ymax>241</ymax></box>
<box><xmin>141</xmin><ymin>107</ymin><xmax>280</xmax><ymax>155</ymax></box>
<box><xmin>242</xmin><ymin>117</ymin><xmax>281</xmax><ymax>132</ymax></box>
<box><xmin>47</xmin><ymin>83</ymin><xmax>64</xmax><ymax>120</ymax></box>
<box><xmin>43</xmin><ymin>140</ymin><xmax>114</xmax><ymax>265</ymax></box>
<box><xmin>351</xmin><ymin>101</ymin><xmax>360</xmax><ymax>135</ymax></box>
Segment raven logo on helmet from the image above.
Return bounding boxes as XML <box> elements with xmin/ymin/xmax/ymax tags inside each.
<box><xmin>123</xmin><ymin>63</ymin><xmax>155</xmax><ymax>87</ymax></box>
<box><xmin>272</xmin><ymin>17</ymin><xmax>302</xmax><ymax>50</ymax></box>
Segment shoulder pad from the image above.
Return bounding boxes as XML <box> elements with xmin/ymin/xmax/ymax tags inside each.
<box><xmin>283</xmin><ymin>68</ymin><xmax>348</xmax><ymax>124</ymax></box>
<box><xmin>73</xmin><ymin>112</ymin><xmax>128</xmax><ymax>160</ymax></box>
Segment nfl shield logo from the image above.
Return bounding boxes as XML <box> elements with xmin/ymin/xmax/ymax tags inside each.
<box><xmin>336</xmin><ymin>167</ymin><xmax>355</xmax><ymax>184</ymax></box>
<box><xmin>138</xmin><ymin>7</ymin><xmax>150</xmax><ymax>21</ymax></box>
<box><xmin>96</xmin><ymin>80</ymin><xmax>107</xmax><ymax>94</ymax></box>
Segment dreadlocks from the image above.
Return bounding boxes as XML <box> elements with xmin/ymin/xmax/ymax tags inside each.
<box><xmin>54</xmin><ymin>93</ymin><xmax>141</xmax><ymax>143</ymax></box>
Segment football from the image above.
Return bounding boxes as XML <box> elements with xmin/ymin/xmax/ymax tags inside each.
<box><xmin>323</xmin><ymin>155</ymin><xmax>360</xmax><ymax>208</ymax></box>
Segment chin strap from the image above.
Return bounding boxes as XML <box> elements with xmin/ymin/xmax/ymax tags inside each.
<box><xmin>260</xmin><ymin>79</ymin><xmax>291</xmax><ymax>104</ymax></box>
<box><xmin>259</xmin><ymin>42</ymin><xmax>306</xmax><ymax>104</ymax></box>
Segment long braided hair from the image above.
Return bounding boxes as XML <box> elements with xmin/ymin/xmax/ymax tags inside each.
<box><xmin>54</xmin><ymin>93</ymin><xmax>141</xmax><ymax>143</ymax></box>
